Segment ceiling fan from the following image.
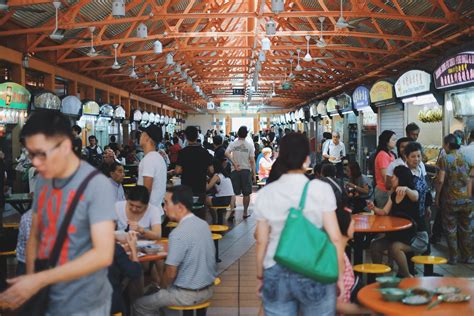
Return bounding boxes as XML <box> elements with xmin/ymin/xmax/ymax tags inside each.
<box><xmin>48</xmin><ymin>1</ymin><xmax>89</xmax><ymax>41</ymax></box>
<box><xmin>152</xmin><ymin>72</ymin><xmax>160</xmax><ymax>90</ymax></box>
<box><xmin>336</xmin><ymin>0</ymin><xmax>370</xmax><ymax>29</ymax></box>
<box><xmin>86</xmin><ymin>27</ymin><xmax>99</xmax><ymax>57</ymax></box>
<box><xmin>111</xmin><ymin>43</ymin><xmax>125</xmax><ymax>70</ymax></box>
<box><xmin>295</xmin><ymin>48</ymin><xmax>303</xmax><ymax>71</ymax></box>
<box><xmin>0</xmin><ymin>0</ymin><xmax>47</xmax><ymax>13</ymax></box>
<box><xmin>303</xmin><ymin>35</ymin><xmax>333</xmax><ymax>62</ymax></box>
<box><xmin>129</xmin><ymin>56</ymin><xmax>138</xmax><ymax>79</ymax></box>
<box><xmin>317</xmin><ymin>17</ymin><xmax>350</xmax><ymax>48</ymax></box>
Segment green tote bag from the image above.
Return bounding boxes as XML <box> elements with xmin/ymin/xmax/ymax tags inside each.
<box><xmin>274</xmin><ymin>181</ymin><xmax>339</xmax><ymax>284</ymax></box>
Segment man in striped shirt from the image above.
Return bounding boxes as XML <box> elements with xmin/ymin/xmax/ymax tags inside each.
<box><xmin>133</xmin><ymin>185</ymin><xmax>216</xmax><ymax>315</ymax></box>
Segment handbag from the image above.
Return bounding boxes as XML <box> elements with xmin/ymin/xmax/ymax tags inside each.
<box><xmin>18</xmin><ymin>170</ymin><xmax>100</xmax><ymax>316</ymax></box>
<box><xmin>274</xmin><ymin>181</ymin><xmax>339</xmax><ymax>284</ymax></box>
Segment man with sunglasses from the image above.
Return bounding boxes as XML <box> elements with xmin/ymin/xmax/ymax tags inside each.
<box><xmin>0</xmin><ymin>111</ymin><xmax>116</xmax><ymax>315</ymax></box>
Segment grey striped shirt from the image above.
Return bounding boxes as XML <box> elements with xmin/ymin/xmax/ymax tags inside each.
<box><xmin>166</xmin><ymin>214</ymin><xmax>217</xmax><ymax>289</ymax></box>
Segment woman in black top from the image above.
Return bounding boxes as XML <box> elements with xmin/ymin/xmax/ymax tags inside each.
<box><xmin>368</xmin><ymin>166</ymin><xmax>423</xmax><ymax>277</ymax></box>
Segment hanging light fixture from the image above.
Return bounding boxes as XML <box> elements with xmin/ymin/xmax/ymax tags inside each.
<box><xmin>303</xmin><ymin>35</ymin><xmax>312</xmax><ymax>62</ymax></box>
<box><xmin>153</xmin><ymin>40</ymin><xmax>162</xmax><ymax>54</ymax></box>
<box><xmin>271</xmin><ymin>0</ymin><xmax>284</xmax><ymax>14</ymax></box>
<box><xmin>258</xmin><ymin>51</ymin><xmax>266</xmax><ymax>62</ymax></box>
<box><xmin>129</xmin><ymin>55</ymin><xmax>138</xmax><ymax>79</ymax></box>
<box><xmin>266</xmin><ymin>18</ymin><xmax>277</xmax><ymax>36</ymax></box>
<box><xmin>22</xmin><ymin>53</ymin><xmax>29</xmax><ymax>68</ymax></box>
<box><xmin>137</xmin><ymin>23</ymin><xmax>147</xmax><ymax>38</ymax></box>
<box><xmin>166</xmin><ymin>53</ymin><xmax>174</xmax><ymax>65</ymax></box>
<box><xmin>272</xmin><ymin>82</ymin><xmax>276</xmax><ymax>97</ymax></box>
<box><xmin>262</xmin><ymin>37</ymin><xmax>271</xmax><ymax>51</ymax></box>
<box><xmin>111</xmin><ymin>0</ymin><xmax>125</xmax><ymax>18</ymax></box>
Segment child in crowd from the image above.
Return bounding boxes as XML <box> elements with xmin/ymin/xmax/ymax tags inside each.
<box><xmin>206</xmin><ymin>159</ymin><xmax>234</xmax><ymax>223</ymax></box>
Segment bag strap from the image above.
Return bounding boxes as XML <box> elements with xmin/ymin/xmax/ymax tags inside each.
<box><xmin>297</xmin><ymin>181</ymin><xmax>311</xmax><ymax>211</ymax></box>
<box><xmin>326</xmin><ymin>177</ymin><xmax>343</xmax><ymax>194</ymax></box>
<box><xmin>48</xmin><ymin>169</ymin><xmax>101</xmax><ymax>267</ymax></box>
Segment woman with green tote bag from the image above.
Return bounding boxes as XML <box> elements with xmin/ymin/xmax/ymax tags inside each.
<box><xmin>254</xmin><ymin>133</ymin><xmax>345</xmax><ymax>316</ymax></box>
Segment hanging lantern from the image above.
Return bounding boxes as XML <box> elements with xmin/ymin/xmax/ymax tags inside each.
<box><xmin>112</xmin><ymin>0</ymin><xmax>125</xmax><ymax>17</ymax></box>
<box><xmin>271</xmin><ymin>0</ymin><xmax>284</xmax><ymax>14</ymax></box>
<box><xmin>153</xmin><ymin>40</ymin><xmax>162</xmax><ymax>54</ymax></box>
<box><xmin>166</xmin><ymin>53</ymin><xmax>174</xmax><ymax>65</ymax></box>
<box><xmin>266</xmin><ymin>18</ymin><xmax>277</xmax><ymax>36</ymax></box>
<box><xmin>137</xmin><ymin>23</ymin><xmax>147</xmax><ymax>38</ymax></box>
<box><xmin>262</xmin><ymin>37</ymin><xmax>271</xmax><ymax>51</ymax></box>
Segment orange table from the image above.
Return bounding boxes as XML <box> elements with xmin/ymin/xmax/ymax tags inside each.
<box><xmin>353</xmin><ymin>214</ymin><xmax>413</xmax><ymax>233</ymax></box>
<box><xmin>352</xmin><ymin>214</ymin><xmax>413</xmax><ymax>265</ymax></box>
<box><xmin>358</xmin><ymin>277</ymin><xmax>474</xmax><ymax>315</ymax></box>
<box><xmin>138</xmin><ymin>242</ymin><xmax>168</xmax><ymax>263</ymax></box>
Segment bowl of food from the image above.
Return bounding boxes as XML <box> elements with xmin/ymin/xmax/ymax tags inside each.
<box><xmin>143</xmin><ymin>244</ymin><xmax>164</xmax><ymax>255</ymax></box>
<box><xmin>441</xmin><ymin>293</ymin><xmax>471</xmax><ymax>303</ymax></box>
<box><xmin>402</xmin><ymin>288</ymin><xmax>433</xmax><ymax>305</ymax></box>
<box><xmin>379</xmin><ymin>288</ymin><xmax>406</xmax><ymax>302</ymax></box>
<box><xmin>435</xmin><ymin>286</ymin><xmax>461</xmax><ymax>295</ymax></box>
<box><xmin>377</xmin><ymin>276</ymin><xmax>401</xmax><ymax>288</ymax></box>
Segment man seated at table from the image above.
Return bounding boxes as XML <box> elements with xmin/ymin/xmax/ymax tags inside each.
<box><xmin>133</xmin><ymin>185</ymin><xmax>216</xmax><ymax>315</ymax></box>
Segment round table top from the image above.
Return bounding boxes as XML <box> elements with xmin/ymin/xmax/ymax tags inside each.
<box><xmin>358</xmin><ymin>277</ymin><xmax>474</xmax><ymax>316</ymax></box>
<box><xmin>353</xmin><ymin>214</ymin><xmax>412</xmax><ymax>233</ymax></box>
<box><xmin>138</xmin><ymin>242</ymin><xmax>168</xmax><ymax>263</ymax></box>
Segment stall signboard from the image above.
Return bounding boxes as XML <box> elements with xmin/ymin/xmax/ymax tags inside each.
<box><xmin>310</xmin><ymin>103</ymin><xmax>318</xmax><ymax>117</ymax></box>
<box><xmin>0</xmin><ymin>82</ymin><xmax>30</xmax><ymax>110</ymax></box>
<box><xmin>133</xmin><ymin>110</ymin><xmax>142</xmax><ymax>121</ymax></box>
<box><xmin>370</xmin><ymin>80</ymin><xmax>395</xmax><ymax>105</ymax></box>
<box><xmin>363</xmin><ymin>111</ymin><xmax>378</xmax><ymax>127</ymax></box>
<box><xmin>434</xmin><ymin>51</ymin><xmax>474</xmax><ymax>89</ymax></box>
<box><xmin>336</xmin><ymin>93</ymin><xmax>352</xmax><ymax>112</ymax></box>
<box><xmin>326</xmin><ymin>97</ymin><xmax>337</xmax><ymax>114</ymax></box>
<box><xmin>149</xmin><ymin>113</ymin><xmax>156</xmax><ymax>123</ymax></box>
<box><xmin>395</xmin><ymin>70</ymin><xmax>431</xmax><ymax>98</ymax></box>
<box><xmin>142</xmin><ymin>112</ymin><xmax>150</xmax><ymax>122</ymax></box>
<box><xmin>114</xmin><ymin>105</ymin><xmax>126</xmax><ymax>119</ymax></box>
<box><xmin>290</xmin><ymin>111</ymin><xmax>296</xmax><ymax>122</ymax></box>
<box><xmin>61</xmin><ymin>95</ymin><xmax>82</xmax><ymax>116</ymax></box>
<box><xmin>100</xmin><ymin>104</ymin><xmax>114</xmax><ymax>117</ymax></box>
<box><xmin>34</xmin><ymin>92</ymin><xmax>61</xmax><ymax>110</ymax></box>
<box><xmin>352</xmin><ymin>86</ymin><xmax>370</xmax><ymax>110</ymax></box>
<box><xmin>83</xmin><ymin>101</ymin><xmax>100</xmax><ymax>115</ymax></box>
<box><xmin>317</xmin><ymin>100</ymin><xmax>326</xmax><ymax>116</ymax></box>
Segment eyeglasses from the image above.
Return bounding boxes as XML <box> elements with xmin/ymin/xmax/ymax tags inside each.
<box><xmin>27</xmin><ymin>139</ymin><xmax>64</xmax><ymax>161</ymax></box>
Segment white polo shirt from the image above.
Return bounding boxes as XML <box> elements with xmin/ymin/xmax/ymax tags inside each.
<box><xmin>323</xmin><ymin>140</ymin><xmax>346</xmax><ymax>163</ymax></box>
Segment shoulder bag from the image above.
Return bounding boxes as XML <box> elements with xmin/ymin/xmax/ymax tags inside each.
<box><xmin>18</xmin><ymin>169</ymin><xmax>100</xmax><ymax>316</ymax></box>
<box><xmin>274</xmin><ymin>181</ymin><xmax>339</xmax><ymax>284</ymax></box>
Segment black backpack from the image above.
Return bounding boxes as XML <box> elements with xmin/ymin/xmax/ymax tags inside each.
<box><xmin>321</xmin><ymin>177</ymin><xmax>350</xmax><ymax>213</ymax></box>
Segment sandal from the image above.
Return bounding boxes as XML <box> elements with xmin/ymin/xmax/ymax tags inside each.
<box><xmin>243</xmin><ymin>214</ymin><xmax>251</xmax><ymax>219</ymax></box>
<box><xmin>227</xmin><ymin>211</ymin><xmax>235</xmax><ymax>222</ymax></box>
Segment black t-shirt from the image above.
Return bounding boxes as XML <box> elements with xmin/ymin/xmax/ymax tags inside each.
<box><xmin>177</xmin><ymin>145</ymin><xmax>213</xmax><ymax>195</ymax></box>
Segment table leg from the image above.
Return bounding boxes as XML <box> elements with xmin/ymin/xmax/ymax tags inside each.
<box><xmin>214</xmin><ymin>240</ymin><xmax>221</xmax><ymax>263</ymax></box>
<box><xmin>354</xmin><ymin>233</ymin><xmax>365</xmax><ymax>265</ymax></box>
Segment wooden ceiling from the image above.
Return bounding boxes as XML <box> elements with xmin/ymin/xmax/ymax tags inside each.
<box><xmin>0</xmin><ymin>0</ymin><xmax>473</xmax><ymax>112</ymax></box>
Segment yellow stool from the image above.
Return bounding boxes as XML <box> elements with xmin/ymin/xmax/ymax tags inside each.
<box><xmin>123</xmin><ymin>183</ymin><xmax>137</xmax><ymax>188</ymax></box>
<box><xmin>3</xmin><ymin>223</ymin><xmax>19</xmax><ymax>229</ymax></box>
<box><xmin>159</xmin><ymin>238</ymin><xmax>169</xmax><ymax>243</ymax></box>
<box><xmin>214</xmin><ymin>277</ymin><xmax>221</xmax><ymax>286</ymax></box>
<box><xmin>212</xmin><ymin>234</ymin><xmax>223</xmax><ymax>263</ymax></box>
<box><xmin>211</xmin><ymin>205</ymin><xmax>231</xmax><ymax>225</ymax></box>
<box><xmin>166</xmin><ymin>222</ymin><xmax>178</xmax><ymax>228</ymax></box>
<box><xmin>353</xmin><ymin>263</ymin><xmax>391</xmax><ymax>284</ymax></box>
<box><xmin>0</xmin><ymin>250</ymin><xmax>16</xmax><ymax>256</ymax></box>
<box><xmin>167</xmin><ymin>301</ymin><xmax>210</xmax><ymax>315</ymax></box>
<box><xmin>209</xmin><ymin>225</ymin><xmax>229</xmax><ymax>233</ymax></box>
<box><xmin>411</xmin><ymin>255</ymin><xmax>447</xmax><ymax>276</ymax></box>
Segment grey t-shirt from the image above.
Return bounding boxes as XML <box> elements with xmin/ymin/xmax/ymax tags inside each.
<box><xmin>225</xmin><ymin>139</ymin><xmax>255</xmax><ymax>171</ymax></box>
<box><xmin>32</xmin><ymin>162</ymin><xmax>116</xmax><ymax>314</ymax></box>
<box><xmin>166</xmin><ymin>214</ymin><xmax>216</xmax><ymax>289</ymax></box>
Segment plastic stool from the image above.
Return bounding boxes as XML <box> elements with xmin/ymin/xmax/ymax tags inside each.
<box><xmin>166</xmin><ymin>222</ymin><xmax>178</xmax><ymax>228</ymax></box>
<box><xmin>209</xmin><ymin>225</ymin><xmax>229</xmax><ymax>233</ymax></box>
<box><xmin>353</xmin><ymin>263</ymin><xmax>391</xmax><ymax>284</ymax></box>
<box><xmin>212</xmin><ymin>234</ymin><xmax>223</xmax><ymax>263</ymax></box>
<box><xmin>411</xmin><ymin>255</ymin><xmax>447</xmax><ymax>276</ymax></box>
<box><xmin>167</xmin><ymin>301</ymin><xmax>210</xmax><ymax>316</ymax></box>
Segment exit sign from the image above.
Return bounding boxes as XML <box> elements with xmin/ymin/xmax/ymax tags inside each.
<box><xmin>232</xmin><ymin>89</ymin><xmax>245</xmax><ymax>95</ymax></box>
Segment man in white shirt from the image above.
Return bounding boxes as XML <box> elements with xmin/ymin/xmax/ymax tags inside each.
<box><xmin>138</xmin><ymin>125</ymin><xmax>167</xmax><ymax>215</ymax></box>
<box><xmin>322</xmin><ymin>131</ymin><xmax>346</xmax><ymax>178</ymax></box>
<box><xmin>225</xmin><ymin>126</ymin><xmax>256</xmax><ymax>220</ymax></box>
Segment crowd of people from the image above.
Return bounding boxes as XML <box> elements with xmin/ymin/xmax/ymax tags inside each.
<box><xmin>0</xmin><ymin>110</ymin><xmax>472</xmax><ymax>315</ymax></box>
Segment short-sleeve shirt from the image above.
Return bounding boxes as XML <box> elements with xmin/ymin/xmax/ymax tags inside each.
<box><xmin>32</xmin><ymin>162</ymin><xmax>116</xmax><ymax>314</ymax></box>
<box><xmin>375</xmin><ymin>151</ymin><xmax>395</xmax><ymax>191</ymax></box>
<box><xmin>323</xmin><ymin>140</ymin><xmax>346</xmax><ymax>163</ymax></box>
<box><xmin>109</xmin><ymin>178</ymin><xmax>126</xmax><ymax>202</ymax></box>
<box><xmin>254</xmin><ymin>174</ymin><xmax>337</xmax><ymax>269</ymax></box>
<box><xmin>177</xmin><ymin>145</ymin><xmax>213</xmax><ymax>196</ymax></box>
<box><xmin>166</xmin><ymin>214</ymin><xmax>216</xmax><ymax>289</ymax></box>
<box><xmin>137</xmin><ymin>151</ymin><xmax>167</xmax><ymax>208</ymax></box>
<box><xmin>386</xmin><ymin>158</ymin><xmax>426</xmax><ymax>178</ymax></box>
<box><xmin>437</xmin><ymin>150</ymin><xmax>472</xmax><ymax>204</ymax></box>
<box><xmin>225</xmin><ymin>139</ymin><xmax>255</xmax><ymax>171</ymax></box>
<box><xmin>114</xmin><ymin>200</ymin><xmax>162</xmax><ymax>231</ymax></box>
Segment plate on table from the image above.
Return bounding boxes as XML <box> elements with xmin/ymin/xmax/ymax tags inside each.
<box><xmin>402</xmin><ymin>288</ymin><xmax>433</xmax><ymax>305</ymax></box>
<box><xmin>137</xmin><ymin>240</ymin><xmax>155</xmax><ymax>248</ymax></box>
<box><xmin>435</xmin><ymin>286</ymin><xmax>461</xmax><ymax>295</ymax></box>
<box><xmin>441</xmin><ymin>293</ymin><xmax>471</xmax><ymax>303</ymax></box>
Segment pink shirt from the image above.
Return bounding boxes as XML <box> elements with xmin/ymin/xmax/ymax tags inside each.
<box><xmin>258</xmin><ymin>157</ymin><xmax>273</xmax><ymax>179</ymax></box>
<box><xmin>375</xmin><ymin>151</ymin><xmax>395</xmax><ymax>191</ymax></box>
<box><xmin>342</xmin><ymin>254</ymin><xmax>355</xmax><ymax>303</ymax></box>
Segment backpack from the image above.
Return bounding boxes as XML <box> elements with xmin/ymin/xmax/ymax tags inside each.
<box><xmin>87</xmin><ymin>146</ymin><xmax>103</xmax><ymax>167</ymax></box>
<box><xmin>321</xmin><ymin>177</ymin><xmax>350</xmax><ymax>213</ymax></box>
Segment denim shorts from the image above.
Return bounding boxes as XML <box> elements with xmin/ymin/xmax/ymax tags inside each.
<box><xmin>262</xmin><ymin>263</ymin><xmax>336</xmax><ymax>316</ymax></box>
